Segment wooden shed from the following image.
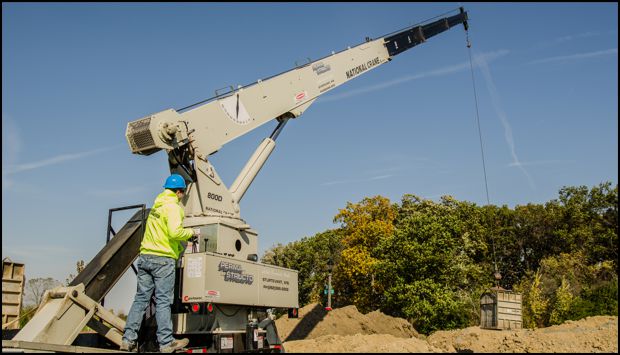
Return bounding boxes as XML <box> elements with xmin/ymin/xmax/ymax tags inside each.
<box><xmin>480</xmin><ymin>286</ymin><xmax>522</xmax><ymax>330</ymax></box>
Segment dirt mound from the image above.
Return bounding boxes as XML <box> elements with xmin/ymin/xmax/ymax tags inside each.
<box><xmin>275</xmin><ymin>303</ymin><xmax>417</xmax><ymax>342</ymax></box>
<box><xmin>427</xmin><ymin>315</ymin><xmax>618</xmax><ymax>353</ymax></box>
<box><xmin>284</xmin><ymin>334</ymin><xmax>441</xmax><ymax>353</ymax></box>
<box><xmin>276</xmin><ymin>303</ymin><xmax>618</xmax><ymax>353</ymax></box>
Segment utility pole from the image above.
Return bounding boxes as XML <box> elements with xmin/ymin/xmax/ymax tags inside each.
<box><xmin>325</xmin><ymin>258</ymin><xmax>333</xmax><ymax>311</ymax></box>
<box><xmin>327</xmin><ymin>273</ymin><xmax>332</xmax><ymax>311</ymax></box>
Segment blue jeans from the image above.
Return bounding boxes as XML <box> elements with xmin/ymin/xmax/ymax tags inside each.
<box><xmin>123</xmin><ymin>254</ymin><xmax>176</xmax><ymax>348</ymax></box>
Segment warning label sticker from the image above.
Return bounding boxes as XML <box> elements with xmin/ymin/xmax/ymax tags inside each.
<box><xmin>186</xmin><ymin>257</ymin><xmax>202</xmax><ymax>278</ymax></box>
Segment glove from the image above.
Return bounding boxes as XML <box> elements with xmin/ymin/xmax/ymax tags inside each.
<box><xmin>188</xmin><ymin>228</ymin><xmax>200</xmax><ymax>243</ymax></box>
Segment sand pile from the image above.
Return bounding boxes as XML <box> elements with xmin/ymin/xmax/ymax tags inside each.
<box><xmin>427</xmin><ymin>315</ymin><xmax>618</xmax><ymax>353</ymax></box>
<box><xmin>275</xmin><ymin>303</ymin><xmax>618</xmax><ymax>353</ymax></box>
<box><xmin>275</xmin><ymin>303</ymin><xmax>417</xmax><ymax>342</ymax></box>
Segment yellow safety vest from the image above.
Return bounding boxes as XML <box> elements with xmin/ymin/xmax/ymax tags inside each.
<box><xmin>140</xmin><ymin>189</ymin><xmax>193</xmax><ymax>259</ymax></box>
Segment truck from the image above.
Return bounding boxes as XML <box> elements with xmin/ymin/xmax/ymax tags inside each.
<box><xmin>3</xmin><ymin>7</ymin><xmax>469</xmax><ymax>353</ymax></box>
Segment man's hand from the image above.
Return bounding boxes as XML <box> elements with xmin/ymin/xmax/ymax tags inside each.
<box><xmin>189</xmin><ymin>228</ymin><xmax>200</xmax><ymax>243</ymax></box>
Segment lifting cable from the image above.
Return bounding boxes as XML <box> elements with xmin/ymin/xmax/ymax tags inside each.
<box><xmin>464</xmin><ymin>28</ymin><xmax>501</xmax><ymax>286</ymax></box>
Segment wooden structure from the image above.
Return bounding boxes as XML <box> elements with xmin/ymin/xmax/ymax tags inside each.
<box><xmin>2</xmin><ymin>259</ymin><xmax>25</xmax><ymax>330</ymax></box>
<box><xmin>480</xmin><ymin>287</ymin><xmax>522</xmax><ymax>330</ymax></box>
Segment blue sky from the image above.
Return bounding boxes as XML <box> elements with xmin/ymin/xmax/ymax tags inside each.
<box><xmin>3</xmin><ymin>3</ymin><xmax>617</xmax><ymax>312</ymax></box>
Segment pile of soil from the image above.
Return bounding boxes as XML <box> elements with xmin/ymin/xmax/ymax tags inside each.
<box><xmin>427</xmin><ymin>315</ymin><xmax>618</xmax><ymax>353</ymax></box>
<box><xmin>275</xmin><ymin>303</ymin><xmax>417</xmax><ymax>342</ymax></box>
<box><xmin>275</xmin><ymin>303</ymin><xmax>618</xmax><ymax>353</ymax></box>
<box><xmin>284</xmin><ymin>333</ymin><xmax>442</xmax><ymax>353</ymax></box>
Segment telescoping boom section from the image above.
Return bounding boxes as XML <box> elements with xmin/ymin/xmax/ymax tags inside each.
<box><xmin>126</xmin><ymin>8</ymin><xmax>469</xmax><ymax>159</ymax></box>
<box><xmin>124</xmin><ymin>8</ymin><xmax>469</xmax><ymax>228</ymax></box>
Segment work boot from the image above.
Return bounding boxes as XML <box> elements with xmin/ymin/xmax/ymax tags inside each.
<box><xmin>159</xmin><ymin>338</ymin><xmax>189</xmax><ymax>353</ymax></box>
<box><xmin>120</xmin><ymin>340</ymin><xmax>137</xmax><ymax>352</ymax></box>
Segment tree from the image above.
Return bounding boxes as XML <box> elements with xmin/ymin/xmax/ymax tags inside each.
<box><xmin>260</xmin><ymin>182</ymin><xmax>617</xmax><ymax>332</ymax></box>
<box><xmin>23</xmin><ymin>277</ymin><xmax>62</xmax><ymax>307</ymax></box>
<box><xmin>515</xmin><ymin>251</ymin><xmax>618</xmax><ymax>328</ymax></box>
<box><xmin>19</xmin><ymin>304</ymin><xmax>39</xmax><ymax>328</ymax></box>
<box><xmin>376</xmin><ymin>194</ymin><xmax>487</xmax><ymax>334</ymax></box>
<box><xmin>65</xmin><ymin>260</ymin><xmax>86</xmax><ymax>285</ymax></box>
<box><xmin>555</xmin><ymin>182</ymin><xmax>618</xmax><ymax>264</ymax></box>
<box><xmin>516</xmin><ymin>269</ymin><xmax>548</xmax><ymax>329</ymax></box>
<box><xmin>262</xmin><ymin>229</ymin><xmax>343</xmax><ymax>307</ymax></box>
<box><xmin>332</xmin><ymin>195</ymin><xmax>397</xmax><ymax>312</ymax></box>
<box><xmin>549</xmin><ymin>276</ymin><xmax>573</xmax><ymax>325</ymax></box>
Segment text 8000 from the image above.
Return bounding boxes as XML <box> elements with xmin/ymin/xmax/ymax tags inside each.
<box><xmin>207</xmin><ymin>192</ymin><xmax>223</xmax><ymax>201</ymax></box>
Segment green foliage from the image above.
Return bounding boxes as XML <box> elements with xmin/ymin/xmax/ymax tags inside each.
<box><xmin>332</xmin><ymin>195</ymin><xmax>396</xmax><ymax>312</ymax></box>
<box><xmin>261</xmin><ymin>182</ymin><xmax>617</xmax><ymax>334</ymax></box>
<box><xmin>19</xmin><ymin>304</ymin><xmax>38</xmax><ymax>328</ymax></box>
<box><xmin>515</xmin><ymin>251</ymin><xmax>618</xmax><ymax>328</ymax></box>
<box><xmin>382</xmin><ymin>278</ymin><xmax>470</xmax><ymax>334</ymax></box>
<box><xmin>567</xmin><ymin>277</ymin><xmax>618</xmax><ymax>320</ymax></box>
<box><xmin>375</xmin><ymin>195</ymin><xmax>488</xmax><ymax>332</ymax></box>
<box><xmin>555</xmin><ymin>182</ymin><xmax>618</xmax><ymax>264</ymax></box>
<box><xmin>514</xmin><ymin>269</ymin><xmax>548</xmax><ymax>328</ymax></box>
<box><xmin>262</xmin><ymin>229</ymin><xmax>343</xmax><ymax>306</ymax></box>
<box><xmin>549</xmin><ymin>276</ymin><xmax>573</xmax><ymax>325</ymax></box>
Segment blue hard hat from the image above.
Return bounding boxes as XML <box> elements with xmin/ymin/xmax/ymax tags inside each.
<box><xmin>164</xmin><ymin>174</ymin><xmax>186</xmax><ymax>189</ymax></box>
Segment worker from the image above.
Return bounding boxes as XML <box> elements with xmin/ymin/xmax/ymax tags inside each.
<box><xmin>121</xmin><ymin>174</ymin><xmax>199</xmax><ymax>353</ymax></box>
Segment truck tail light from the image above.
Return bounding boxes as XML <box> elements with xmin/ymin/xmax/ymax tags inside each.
<box><xmin>191</xmin><ymin>303</ymin><xmax>200</xmax><ymax>313</ymax></box>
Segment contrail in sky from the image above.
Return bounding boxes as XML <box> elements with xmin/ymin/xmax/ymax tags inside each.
<box><xmin>321</xmin><ymin>174</ymin><xmax>394</xmax><ymax>186</ymax></box>
<box><xmin>474</xmin><ymin>50</ymin><xmax>536</xmax><ymax>190</ymax></box>
<box><xmin>319</xmin><ymin>50</ymin><xmax>510</xmax><ymax>103</ymax></box>
<box><xmin>527</xmin><ymin>48</ymin><xmax>617</xmax><ymax>65</ymax></box>
<box><xmin>3</xmin><ymin>145</ymin><xmax>120</xmax><ymax>175</ymax></box>
<box><xmin>508</xmin><ymin>159</ymin><xmax>576</xmax><ymax>167</ymax></box>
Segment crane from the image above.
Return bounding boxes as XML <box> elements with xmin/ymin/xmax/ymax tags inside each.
<box><xmin>6</xmin><ymin>7</ymin><xmax>468</xmax><ymax>353</ymax></box>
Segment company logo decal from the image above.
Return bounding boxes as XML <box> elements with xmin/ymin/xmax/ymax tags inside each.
<box><xmin>345</xmin><ymin>56</ymin><xmax>381</xmax><ymax>80</ymax></box>
<box><xmin>218</xmin><ymin>261</ymin><xmax>254</xmax><ymax>285</ymax></box>
<box><xmin>312</xmin><ymin>62</ymin><xmax>332</xmax><ymax>75</ymax></box>
<box><xmin>294</xmin><ymin>91</ymin><xmax>308</xmax><ymax>104</ymax></box>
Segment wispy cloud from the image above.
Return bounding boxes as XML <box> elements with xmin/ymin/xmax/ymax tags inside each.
<box><xmin>2</xmin><ymin>115</ymin><xmax>23</xmax><ymax>190</ymax></box>
<box><xmin>364</xmin><ymin>165</ymin><xmax>410</xmax><ymax>176</ymax></box>
<box><xmin>3</xmin><ymin>145</ymin><xmax>122</xmax><ymax>175</ymax></box>
<box><xmin>319</xmin><ymin>50</ymin><xmax>510</xmax><ymax>103</ymax></box>
<box><xmin>530</xmin><ymin>30</ymin><xmax>616</xmax><ymax>51</ymax></box>
<box><xmin>321</xmin><ymin>174</ymin><xmax>394</xmax><ymax>186</ymax></box>
<box><xmin>84</xmin><ymin>186</ymin><xmax>149</xmax><ymax>197</ymax></box>
<box><xmin>473</xmin><ymin>50</ymin><xmax>536</xmax><ymax>190</ymax></box>
<box><xmin>527</xmin><ymin>48</ymin><xmax>617</xmax><ymax>65</ymax></box>
<box><xmin>507</xmin><ymin>159</ymin><xmax>576</xmax><ymax>167</ymax></box>
<box><xmin>369</xmin><ymin>174</ymin><xmax>393</xmax><ymax>181</ymax></box>
<box><xmin>2</xmin><ymin>115</ymin><xmax>22</xmax><ymax>164</ymax></box>
<box><xmin>553</xmin><ymin>31</ymin><xmax>602</xmax><ymax>44</ymax></box>
<box><xmin>4</xmin><ymin>245</ymin><xmax>77</xmax><ymax>259</ymax></box>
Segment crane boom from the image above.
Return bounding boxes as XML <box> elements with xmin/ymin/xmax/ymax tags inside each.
<box><xmin>126</xmin><ymin>8</ymin><xmax>468</xmax><ymax>158</ymax></box>
<box><xmin>124</xmin><ymin>7</ymin><xmax>469</xmax><ymax>264</ymax></box>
